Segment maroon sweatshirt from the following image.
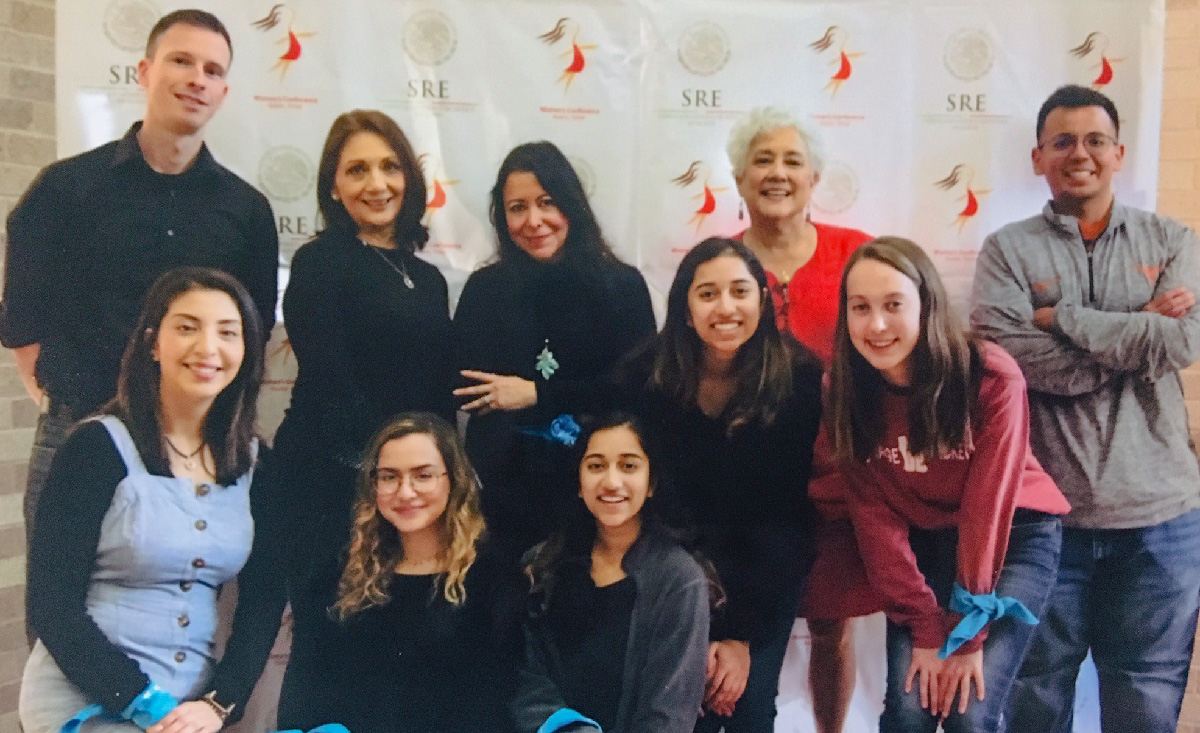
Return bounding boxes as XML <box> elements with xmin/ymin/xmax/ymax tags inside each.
<box><xmin>840</xmin><ymin>342</ymin><xmax>1070</xmax><ymax>652</ymax></box>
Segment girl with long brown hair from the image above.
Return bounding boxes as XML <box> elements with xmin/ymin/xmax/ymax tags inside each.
<box><xmin>827</xmin><ymin>237</ymin><xmax>1069</xmax><ymax>732</ymax></box>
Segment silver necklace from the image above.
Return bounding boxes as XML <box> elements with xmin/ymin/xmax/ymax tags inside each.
<box><xmin>365</xmin><ymin>242</ymin><xmax>415</xmax><ymax>289</ymax></box>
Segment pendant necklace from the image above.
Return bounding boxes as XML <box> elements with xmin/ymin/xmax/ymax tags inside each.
<box><xmin>365</xmin><ymin>241</ymin><xmax>415</xmax><ymax>289</ymax></box>
<box><xmin>164</xmin><ymin>436</ymin><xmax>205</xmax><ymax>471</ymax></box>
<box><xmin>535</xmin><ymin>339</ymin><xmax>559</xmax><ymax>380</ymax></box>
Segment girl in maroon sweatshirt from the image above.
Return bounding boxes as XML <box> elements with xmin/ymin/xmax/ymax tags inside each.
<box><xmin>825</xmin><ymin>236</ymin><xmax>1070</xmax><ymax>732</ymax></box>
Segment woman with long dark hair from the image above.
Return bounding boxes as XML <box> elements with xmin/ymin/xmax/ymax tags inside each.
<box><xmin>454</xmin><ymin>141</ymin><xmax>655</xmax><ymax>555</ymax></box>
<box><xmin>269</xmin><ymin>110</ymin><xmax>456</xmax><ymax>723</ymax></box>
<box><xmin>279</xmin><ymin>413</ymin><xmax>521</xmax><ymax>732</ymax></box>
<box><xmin>512</xmin><ymin>412</ymin><xmax>712</xmax><ymax>733</ymax></box>
<box><xmin>616</xmin><ymin>237</ymin><xmax>822</xmax><ymax>732</ymax></box>
<box><xmin>827</xmin><ymin>237</ymin><xmax>1069</xmax><ymax>731</ymax></box>
<box><xmin>21</xmin><ymin>267</ymin><xmax>276</xmax><ymax>733</ymax></box>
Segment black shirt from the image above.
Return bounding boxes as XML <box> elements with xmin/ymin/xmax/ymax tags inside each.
<box><xmin>0</xmin><ymin>122</ymin><xmax>279</xmax><ymax>413</ymax></box>
<box><xmin>553</xmin><ymin>570</ymin><xmax>635</xmax><ymax>731</ymax></box>
<box><xmin>618</xmin><ymin>348</ymin><xmax>823</xmax><ymax>646</ymax></box>
<box><xmin>280</xmin><ymin>542</ymin><xmax>524</xmax><ymax>733</ymax></box>
<box><xmin>453</xmin><ymin>254</ymin><xmax>656</xmax><ymax>546</ymax></box>
<box><xmin>272</xmin><ymin>226</ymin><xmax>454</xmax><ymax>469</ymax></box>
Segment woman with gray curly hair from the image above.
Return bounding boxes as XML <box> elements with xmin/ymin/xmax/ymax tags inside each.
<box><xmin>727</xmin><ymin>107</ymin><xmax>880</xmax><ymax>733</ymax></box>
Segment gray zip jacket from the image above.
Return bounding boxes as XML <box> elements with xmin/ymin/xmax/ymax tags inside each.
<box><xmin>511</xmin><ymin>529</ymin><xmax>710</xmax><ymax>733</ymax></box>
<box><xmin>971</xmin><ymin>201</ymin><xmax>1200</xmax><ymax>529</ymax></box>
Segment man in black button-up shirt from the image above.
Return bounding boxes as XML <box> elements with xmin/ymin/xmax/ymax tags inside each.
<box><xmin>0</xmin><ymin>9</ymin><xmax>278</xmax><ymax>642</ymax></box>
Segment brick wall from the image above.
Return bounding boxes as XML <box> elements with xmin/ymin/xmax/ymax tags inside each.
<box><xmin>1164</xmin><ymin>0</ymin><xmax>1200</xmax><ymax>729</ymax></box>
<box><xmin>0</xmin><ymin>0</ymin><xmax>1196</xmax><ymax>729</ymax></box>
<box><xmin>0</xmin><ymin>0</ymin><xmax>54</xmax><ymax>727</ymax></box>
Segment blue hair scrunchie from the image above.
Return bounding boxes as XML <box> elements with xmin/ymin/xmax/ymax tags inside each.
<box><xmin>938</xmin><ymin>582</ymin><xmax>1039</xmax><ymax>659</ymax></box>
<box><xmin>538</xmin><ymin>707</ymin><xmax>602</xmax><ymax>733</ymax></box>
<box><xmin>58</xmin><ymin>682</ymin><xmax>179</xmax><ymax>733</ymax></box>
<box><xmin>523</xmin><ymin>414</ymin><xmax>582</xmax><ymax>447</ymax></box>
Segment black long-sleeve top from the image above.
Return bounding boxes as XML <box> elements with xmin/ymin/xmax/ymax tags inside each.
<box><xmin>616</xmin><ymin>348</ymin><xmax>822</xmax><ymax>647</ymax></box>
<box><xmin>0</xmin><ymin>122</ymin><xmax>278</xmax><ymax>414</ymax></box>
<box><xmin>453</xmin><ymin>254</ymin><xmax>656</xmax><ymax>544</ymax></box>
<box><xmin>281</xmin><ymin>540</ymin><xmax>525</xmax><ymax>733</ymax></box>
<box><xmin>27</xmin><ymin>420</ymin><xmax>284</xmax><ymax>719</ymax></box>
<box><xmin>274</xmin><ymin>227</ymin><xmax>454</xmax><ymax>468</ymax></box>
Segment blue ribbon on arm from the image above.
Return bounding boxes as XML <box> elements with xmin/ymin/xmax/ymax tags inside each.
<box><xmin>522</xmin><ymin>414</ymin><xmax>582</xmax><ymax>447</ymax></box>
<box><xmin>58</xmin><ymin>682</ymin><xmax>179</xmax><ymax>733</ymax></box>
<box><xmin>538</xmin><ymin>707</ymin><xmax>602</xmax><ymax>733</ymax></box>
<box><xmin>938</xmin><ymin>582</ymin><xmax>1040</xmax><ymax>659</ymax></box>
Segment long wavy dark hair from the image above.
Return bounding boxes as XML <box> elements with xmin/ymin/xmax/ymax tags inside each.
<box><xmin>645</xmin><ymin>237</ymin><xmax>808</xmax><ymax>435</ymax></box>
<box><xmin>488</xmin><ymin>141</ymin><xmax>617</xmax><ymax>268</ymax></box>
<box><xmin>106</xmin><ymin>267</ymin><xmax>263</xmax><ymax>485</ymax></box>
<box><xmin>524</xmin><ymin>412</ymin><xmax>723</xmax><ymax>616</ymax></box>
<box><xmin>317</xmin><ymin>109</ymin><xmax>429</xmax><ymax>252</ymax></box>
<box><xmin>828</xmin><ymin>236</ymin><xmax>983</xmax><ymax>461</ymax></box>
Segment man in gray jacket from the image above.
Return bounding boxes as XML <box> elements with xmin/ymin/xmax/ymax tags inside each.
<box><xmin>971</xmin><ymin>84</ymin><xmax>1200</xmax><ymax>733</ymax></box>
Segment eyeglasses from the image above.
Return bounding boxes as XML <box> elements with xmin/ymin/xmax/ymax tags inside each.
<box><xmin>1038</xmin><ymin>132</ymin><xmax>1118</xmax><ymax>155</ymax></box>
<box><xmin>371</xmin><ymin>468</ymin><xmax>447</xmax><ymax>495</ymax></box>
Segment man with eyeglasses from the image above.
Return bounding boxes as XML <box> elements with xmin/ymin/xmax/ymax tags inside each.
<box><xmin>971</xmin><ymin>84</ymin><xmax>1200</xmax><ymax>732</ymax></box>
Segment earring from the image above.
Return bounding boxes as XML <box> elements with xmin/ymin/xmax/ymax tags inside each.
<box><xmin>738</xmin><ymin>199</ymin><xmax>745</xmax><ymax>221</ymax></box>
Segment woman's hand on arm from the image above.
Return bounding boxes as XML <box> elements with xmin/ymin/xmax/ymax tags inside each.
<box><xmin>703</xmin><ymin>640</ymin><xmax>750</xmax><ymax>717</ymax></box>
<box><xmin>905</xmin><ymin>646</ymin><xmax>943</xmax><ymax>712</ymax></box>
<box><xmin>455</xmin><ymin>370</ymin><xmax>537</xmax><ymax>412</ymax></box>
<box><xmin>937</xmin><ymin>648</ymin><xmax>985</xmax><ymax>717</ymax></box>
<box><xmin>145</xmin><ymin>700</ymin><xmax>223</xmax><ymax>733</ymax></box>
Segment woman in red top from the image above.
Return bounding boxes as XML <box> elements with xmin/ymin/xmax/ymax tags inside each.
<box><xmin>727</xmin><ymin>106</ymin><xmax>875</xmax><ymax>733</ymax></box>
<box><xmin>826</xmin><ymin>237</ymin><xmax>1070</xmax><ymax>732</ymax></box>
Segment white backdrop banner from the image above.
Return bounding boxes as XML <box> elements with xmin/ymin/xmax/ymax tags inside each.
<box><xmin>56</xmin><ymin>1</ymin><xmax>1165</xmax><ymax>731</ymax></box>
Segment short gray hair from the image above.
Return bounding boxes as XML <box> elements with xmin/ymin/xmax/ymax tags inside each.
<box><xmin>726</xmin><ymin>106</ymin><xmax>825</xmax><ymax>178</ymax></box>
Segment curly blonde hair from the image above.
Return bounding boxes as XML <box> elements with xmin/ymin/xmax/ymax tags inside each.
<box><xmin>331</xmin><ymin>413</ymin><xmax>486</xmax><ymax>620</ymax></box>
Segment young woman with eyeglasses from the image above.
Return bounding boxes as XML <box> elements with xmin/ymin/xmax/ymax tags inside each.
<box><xmin>278</xmin><ymin>413</ymin><xmax>523</xmax><ymax>733</ymax></box>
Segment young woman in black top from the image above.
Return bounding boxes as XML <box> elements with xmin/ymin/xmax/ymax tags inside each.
<box><xmin>279</xmin><ymin>413</ymin><xmax>522</xmax><ymax>732</ymax></box>
<box><xmin>270</xmin><ymin>110</ymin><xmax>456</xmax><ymax>726</ymax></box>
<box><xmin>453</xmin><ymin>141</ymin><xmax>655</xmax><ymax>555</ymax></box>
<box><xmin>512</xmin><ymin>413</ymin><xmax>712</xmax><ymax>733</ymax></box>
<box><xmin>617</xmin><ymin>237</ymin><xmax>822</xmax><ymax>733</ymax></box>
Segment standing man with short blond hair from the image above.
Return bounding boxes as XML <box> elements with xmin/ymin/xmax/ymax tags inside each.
<box><xmin>1</xmin><ymin>8</ymin><xmax>278</xmax><ymax>643</ymax></box>
<box><xmin>972</xmin><ymin>84</ymin><xmax>1200</xmax><ymax>732</ymax></box>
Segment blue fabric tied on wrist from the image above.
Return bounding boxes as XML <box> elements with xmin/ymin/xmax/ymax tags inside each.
<box><xmin>523</xmin><ymin>414</ymin><xmax>581</xmax><ymax>447</ymax></box>
<box><xmin>58</xmin><ymin>682</ymin><xmax>178</xmax><ymax>732</ymax></box>
<box><xmin>938</xmin><ymin>582</ymin><xmax>1039</xmax><ymax>659</ymax></box>
<box><xmin>539</xmin><ymin>707</ymin><xmax>602</xmax><ymax>733</ymax></box>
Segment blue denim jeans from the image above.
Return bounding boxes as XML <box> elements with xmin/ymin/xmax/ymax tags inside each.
<box><xmin>880</xmin><ymin>510</ymin><xmax>1063</xmax><ymax>733</ymax></box>
<box><xmin>1008</xmin><ymin>508</ymin><xmax>1200</xmax><ymax>733</ymax></box>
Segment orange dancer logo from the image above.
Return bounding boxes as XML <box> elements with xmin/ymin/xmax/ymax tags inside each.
<box><xmin>417</xmin><ymin>154</ymin><xmax>459</xmax><ymax>225</ymax></box>
<box><xmin>672</xmin><ymin>161</ymin><xmax>728</xmax><ymax>233</ymax></box>
<box><xmin>1136</xmin><ymin>264</ymin><xmax>1162</xmax><ymax>287</ymax></box>
<box><xmin>1069</xmin><ymin>32</ymin><xmax>1123</xmax><ymax>90</ymax></box>
<box><xmin>934</xmin><ymin>164</ymin><xmax>990</xmax><ymax>232</ymax></box>
<box><xmin>252</xmin><ymin>4</ymin><xmax>315</xmax><ymax>80</ymax></box>
<box><xmin>538</xmin><ymin>18</ymin><xmax>597</xmax><ymax>91</ymax></box>
<box><xmin>809</xmin><ymin>26</ymin><xmax>863</xmax><ymax>98</ymax></box>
